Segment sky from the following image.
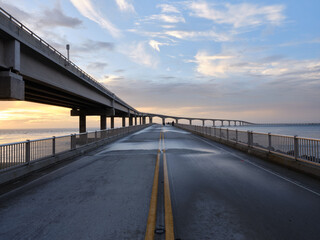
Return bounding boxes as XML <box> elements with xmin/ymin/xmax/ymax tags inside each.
<box><xmin>0</xmin><ymin>0</ymin><xmax>319</xmax><ymax>128</ymax></box>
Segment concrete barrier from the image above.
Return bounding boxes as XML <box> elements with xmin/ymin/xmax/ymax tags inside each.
<box><xmin>0</xmin><ymin>126</ymin><xmax>149</xmax><ymax>185</ymax></box>
<box><xmin>177</xmin><ymin>126</ymin><xmax>320</xmax><ymax>180</ymax></box>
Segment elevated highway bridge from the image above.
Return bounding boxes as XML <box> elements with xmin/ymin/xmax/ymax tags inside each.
<box><xmin>1</xmin><ymin>7</ymin><xmax>319</xmax><ymax>240</ymax></box>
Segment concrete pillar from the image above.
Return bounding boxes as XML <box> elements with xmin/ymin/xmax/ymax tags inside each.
<box><xmin>149</xmin><ymin>117</ymin><xmax>153</xmax><ymax>123</ymax></box>
<box><xmin>100</xmin><ymin>115</ymin><xmax>107</xmax><ymax>130</ymax></box>
<box><xmin>110</xmin><ymin>116</ymin><xmax>115</xmax><ymax>129</ymax></box>
<box><xmin>143</xmin><ymin>116</ymin><xmax>146</xmax><ymax>125</ymax></box>
<box><xmin>0</xmin><ymin>71</ymin><xmax>24</xmax><ymax>100</ymax></box>
<box><xmin>129</xmin><ymin>116</ymin><xmax>133</xmax><ymax>126</ymax></box>
<box><xmin>162</xmin><ymin>118</ymin><xmax>165</xmax><ymax>125</ymax></box>
<box><xmin>189</xmin><ymin>119</ymin><xmax>192</xmax><ymax>125</ymax></box>
<box><xmin>213</xmin><ymin>120</ymin><xmax>215</xmax><ymax>127</ymax></box>
<box><xmin>202</xmin><ymin>120</ymin><xmax>205</xmax><ymax>126</ymax></box>
<box><xmin>176</xmin><ymin>119</ymin><xmax>179</xmax><ymax>124</ymax></box>
<box><xmin>135</xmin><ymin>117</ymin><xmax>137</xmax><ymax>125</ymax></box>
<box><xmin>79</xmin><ymin>114</ymin><xmax>86</xmax><ymax>133</ymax></box>
<box><xmin>228</xmin><ymin>120</ymin><xmax>231</xmax><ymax>126</ymax></box>
<box><xmin>221</xmin><ymin>120</ymin><xmax>224</xmax><ymax>127</ymax></box>
<box><xmin>4</xmin><ymin>39</ymin><xmax>20</xmax><ymax>72</ymax></box>
<box><xmin>122</xmin><ymin>117</ymin><xmax>126</xmax><ymax>127</ymax></box>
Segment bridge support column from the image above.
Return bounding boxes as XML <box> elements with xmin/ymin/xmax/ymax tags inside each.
<box><xmin>221</xmin><ymin>120</ymin><xmax>224</xmax><ymax>127</ymax></box>
<box><xmin>135</xmin><ymin>117</ymin><xmax>137</xmax><ymax>125</ymax></box>
<box><xmin>79</xmin><ymin>114</ymin><xmax>86</xmax><ymax>133</ymax></box>
<box><xmin>143</xmin><ymin>116</ymin><xmax>146</xmax><ymax>124</ymax></box>
<box><xmin>213</xmin><ymin>120</ymin><xmax>215</xmax><ymax>127</ymax></box>
<box><xmin>228</xmin><ymin>120</ymin><xmax>231</xmax><ymax>126</ymax></box>
<box><xmin>0</xmin><ymin>71</ymin><xmax>24</xmax><ymax>100</ymax></box>
<box><xmin>129</xmin><ymin>117</ymin><xmax>133</xmax><ymax>126</ymax></box>
<box><xmin>149</xmin><ymin>117</ymin><xmax>153</xmax><ymax>124</ymax></box>
<box><xmin>202</xmin><ymin>120</ymin><xmax>205</xmax><ymax>126</ymax></box>
<box><xmin>162</xmin><ymin>118</ymin><xmax>165</xmax><ymax>125</ymax></box>
<box><xmin>100</xmin><ymin>115</ymin><xmax>107</xmax><ymax>130</ymax></box>
<box><xmin>110</xmin><ymin>117</ymin><xmax>114</xmax><ymax>129</ymax></box>
<box><xmin>189</xmin><ymin>119</ymin><xmax>192</xmax><ymax>125</ymax></box>
<box><xmin>122</xmin><ymin>117</ymin><xmax>126</xmax><ymax>127</ymax></box>
<box><xmin>176</xmin><ymin>119</ymin><xmax>179</xmax><ymax>124</ymax></box>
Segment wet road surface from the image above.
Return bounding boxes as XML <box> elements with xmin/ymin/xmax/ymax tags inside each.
<box><xmin>0</xmin><ymin>125</ymin><xmax>320</xmax><ymax>240</ymax></box>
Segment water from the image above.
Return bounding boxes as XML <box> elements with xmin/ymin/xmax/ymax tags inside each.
<box><xmin>227</xmin><ymin>124</ymin><xmax>320</xmax><ymax>139</ymax></box>
<box><xmin>0</xmin><ymin>124</ymin><xmax>320</xmax><ymax>145</ymax></box>
<box><xmin>0</xmin><ymin>128</ymin><xmax>99</xmax><ymax>145</ymax></box>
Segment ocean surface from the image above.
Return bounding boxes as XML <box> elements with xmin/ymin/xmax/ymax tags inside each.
<box><xmin>0</xmin><ymin>124</ymin><xmax>320</xmax><ymax>145</ymax></box>
<box><xmin>0</xmin><ymin>128</ymin><xmax>99</xmax><ymax>145</ymax></box>
<box><xmin>228</xmin><ymin>124</ymin><xmax>320</xmax><ymax>139</ymax></box>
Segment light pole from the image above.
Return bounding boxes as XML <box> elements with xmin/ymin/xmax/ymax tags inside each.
<box><xmin>66</xmin><ymin>44</ymin><xmax>70</xmax><ymax>60</ymax></box>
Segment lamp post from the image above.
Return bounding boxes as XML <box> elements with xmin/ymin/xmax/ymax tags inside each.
<box><xmin>66</xmin><ymin>44</ymin><xmax>70</xmax><ymax>60</ymax></box>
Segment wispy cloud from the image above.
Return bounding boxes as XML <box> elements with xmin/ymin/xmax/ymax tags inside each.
<box><xmin>149</xmin><ymin>40</ymin><xmax>168</xmax><ymax>52</ymax></box>
<box><xmin>165</xmin><ymin>29</ymin><xmax>232</xmax><ymax>42</ymax></box>
<box><xmin>70</xmin><ymin>0</ymin><xmax>121</xmax><ymax>37</ymax></box>
<box><xmin>157</xmin><ymin>4</ymin><xmax>180</xmax><ymax>13</ymax></box>
<box><xmin>189</xmin><ymin>2</ymin><xmax>285</xmax><ymax>28</ymax></box>
<box><xmin>146</xmin><ymin>14</ymin><xmax>185</xmax><ymax>23</ymax></box>
<box><xmin>115</xmin><ymin>0</ymin><xmax>135</xmax><ymax>13</ymax></box>
<box><xmin>125</xmin><ymin>42</ymin><xmax>158</xmax><ymax>67</ymax></box>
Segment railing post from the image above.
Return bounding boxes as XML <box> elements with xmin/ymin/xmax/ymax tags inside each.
<box><xmin>71</xmin><ymin>134</ymin><xmax>76</xmax><ymax>149</ymax></box>
<box><xmin>236</xmin><ymin>129</ymin><xmax>238</xmax><ymax>143</ymax></box>
<box><xmin>268</xmin><ymin>133</ymin><xmax>272</xmax><ymax>152</ymax></box>
<box><xmin>52</xmin><ymin>136</ymin><xmax>56</xmax><ymax>155</ymax></box>
<box><xmin>227</xmin><ymin>128</ymin><xmax>229</xmax><ymax>141</ymax></box>
<box><xmin>26</xmin><ymin>140</ymin><xmax>30</xmax><ymax>164</ymax></box>
<box><xmin>294</xmin><ymin>135</ymin><xmax>299</xmax><ymax>160</ymax></box>
<box><xmin>247</xmin><ymin>131</ymin><xmax>251</xmax><ymax>147</ymax></box>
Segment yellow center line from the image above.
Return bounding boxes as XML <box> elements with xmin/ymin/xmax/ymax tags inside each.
<box><xmin>163</xmin><ymin>133</ymin><xmax>175</xmax><ymax>240</ymax></box>
<box><xmin>144</xmin><ymin>133</ymin><xmax>162</xmax><ymax>240</ymax></box>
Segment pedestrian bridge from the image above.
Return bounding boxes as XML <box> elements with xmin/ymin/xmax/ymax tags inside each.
<box><xmin>0</xmin><ymin>125</ymin><xmax>319</xmax><ymax>239</ymax></box>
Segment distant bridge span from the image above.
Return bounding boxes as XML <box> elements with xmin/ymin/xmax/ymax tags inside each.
<box><xmin>0</xmin><ymin>7</ymin><xmax>252</xmax><ymax>132</ymax></box>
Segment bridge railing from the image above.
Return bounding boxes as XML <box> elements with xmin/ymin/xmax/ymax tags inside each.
<box><xmin>176</xmin><ymin>124</ymin><xmax>320</xmax><ymax>166</ymax></box>
<box><xmin>0</xmin><ymin>125</ymin><xmax>148</xmax><ymax>171</ymax></box>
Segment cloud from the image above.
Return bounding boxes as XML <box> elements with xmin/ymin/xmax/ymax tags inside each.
<box><xmin>191</xmin><ymin>51</ymin><xmax>235</xmax><ymax>77</ymax></box>
<box><xmin>165</xmin><ymin>29</ymin><xmax>232</xmax><ymax>42</ymax></box>
<box><xmin>149</xmin><ymin>40</ymin><xmax>168</xmax><ymax>52</ymax></box>
<box><xmin>70</xmin><ymin>0</ymin><xmax>121</xmax><ymax>37</ymax></box>
<box><xmin>146</xmin><ymin>14</ymin><xmax>185</xmax><ymax>23</ymax></box>
<box><xmin>0</xmin><ymin>1</ymin><xmax>82</xmax><ymax>29</ymax></box>
<box><xmin>157</xmin><ymin>4</ymin><xmax>180</xmax><ymax>13</ymax></box>
<box><xmin>40</xmin><ymin>2</ymin><xmax>82</xmax><ymax>28</ymax></box>
<box><xmin>87</xmin><ymin>62</ymin><xmax>108</xmax><ymax>71</ymax></box>
<box><xmin>189</xmin><ymin>2</ymin><xmax>285</xmax><ymax>28</ymax></box>
<box><xmin>126</xmin><ymin>42</ymin><xmax>158</xmax><ymax>67</ymax></box>
<box><xmin>115</xmin><ymin>0</ymin><xmax>135</xmax><ymax>13</ymax></box>
<box><xmin>191</xmin><ymin>50</ymin><xmax>320</xmax><ymax>83</ymax></box>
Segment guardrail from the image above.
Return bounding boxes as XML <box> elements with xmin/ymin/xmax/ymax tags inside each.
<box><xmin>176</xmin><ymin>124</ymin><xmax>320</xmax><ymax>166</ymax></box>
<box><xmin>0</xmin><ymin>125</ymin><xmax>148</xmax><ymax>171</ymax></box>
<box><xmin>0</xmin><ymin>7</ymin><xmax>135</xmax><ymax>111</ymax></box>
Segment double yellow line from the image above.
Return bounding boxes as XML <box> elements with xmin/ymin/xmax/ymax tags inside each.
<box><xmin>145</xmin><ymin>132</ymin><xmax>174</xmax><ymax>240</ymax></box>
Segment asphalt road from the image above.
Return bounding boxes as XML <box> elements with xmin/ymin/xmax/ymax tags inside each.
<box><xmin>0</xmin><ymin>125</ymin><xmax>320</xmax><ymax>240</ymax></box>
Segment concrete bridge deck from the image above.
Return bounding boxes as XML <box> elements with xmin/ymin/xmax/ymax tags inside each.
<box><xmin>0</xmin><ymin>125</ymin><xmax>320</xmax><ymax>239</ymax></box>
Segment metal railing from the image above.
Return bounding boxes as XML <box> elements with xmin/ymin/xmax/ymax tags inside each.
<box><xmin>176</xmin><ymin>124</ymin><xmax>320</xmax><ymax>166</ymax></box>
<box><xmin>0</xmin><ymin>125</ymin><xmax>148</xmax><ymax>171</ymax></box>
<box><xmin>0</xmin><ymin>7</ymin><xmax>135</xmax><ymax>112</ymax></box>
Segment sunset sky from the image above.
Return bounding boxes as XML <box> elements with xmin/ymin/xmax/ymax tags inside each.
<box><xmin>0</xmin><ymin>0</ymin><xmax>319</xmax><ymax>129</ymax></box>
